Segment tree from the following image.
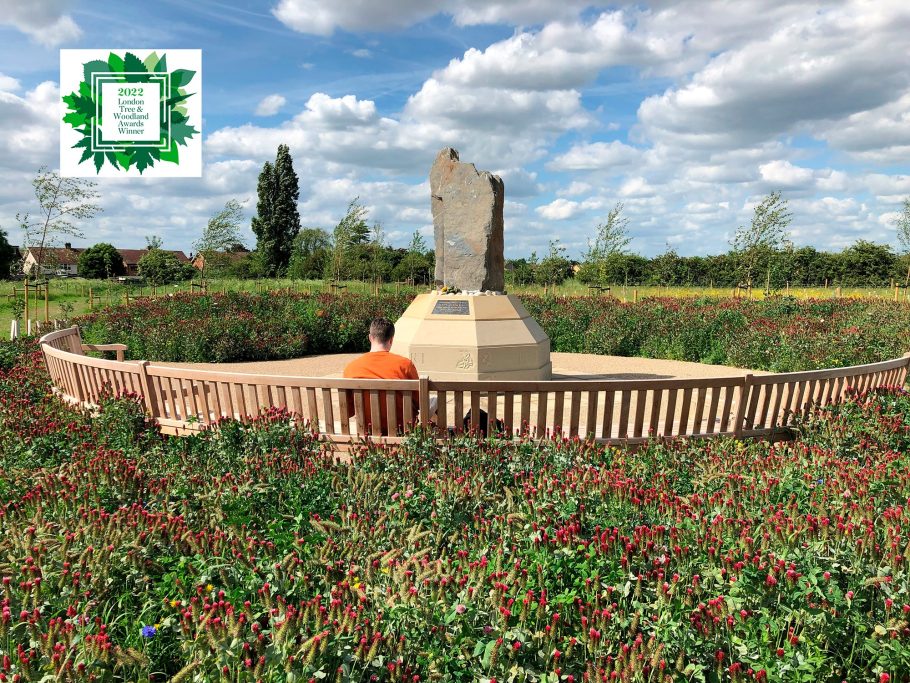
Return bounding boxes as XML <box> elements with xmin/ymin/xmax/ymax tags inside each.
<box><xmin>894</xmin><ymin>197</ymin><xmax>910</xmax><ymax>284</ymax></box>
<box><xmin>17</xmin><ymin>167</ymin><xmax>102</xmax><ymax>276</ymax></box>
<box><xmin>836</xmin><ymin>240</ymin><xmax>896</xmax><ymax>287</ymax></box>
<box><xmin>194</xmin><ymin>199</ymin><xmax>245</xmax><ymax>280</ymax></box>
<box><xmin>138</xmin><ymin>249</ymin><xmax>192</xmax><ymax>285</ymax></box>
<box><xmin>584</xmin><ymin>202</ymin><xmax>631</xmax><ymax>287</ymax></box>
<box><xmin>0</xmin><ymin>228</ymin><xmax>16</xmax><ymax>279</ymax></box>
<box><xmin>392</xmin><ymin>231</ymin><xmax>433</xmax><ymax>284</ymax></box>
<box><xmin>329</xmin><ymin>198</ymin><xmax>371</xmax><ymax>280</ymax></box>
<box><xmin>649</xmin><ymin>243</ymin><xmax>686</xmax><ymax>286</ymax></box>
<box><xmin>731</xmin><ymin>191</ymin><xmax>791</xmax><ymax>287</ymax></box>
<box><xmin>535</xmin><ymin>239</ymin><xmax>571</xmax><ymax>288</ymax></box>
<box><xmin>287</xmin><ymin>228</ymin><xmax>332</xmax><ymax>280</ymax></box>
<box><xmin>251</xmin><ymin>145</ymin><xmax>301</xmax><ymax>275</ymax></box>
<box><xmin>78</xmin><ymin>243</ymin><xmax>125</xmax><ymax>279</ymax></box>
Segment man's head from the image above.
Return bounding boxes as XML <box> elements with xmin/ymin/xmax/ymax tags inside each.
<box><xmin>368</xmin><ymin>317</ymin><xmax>395</xmax><ymax>351</ymax></box>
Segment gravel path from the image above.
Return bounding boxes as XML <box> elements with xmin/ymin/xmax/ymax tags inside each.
<box><xmin>154</xmin><ymin>352</ymin><xmax>767</xmax><ymax>379</ymax></box>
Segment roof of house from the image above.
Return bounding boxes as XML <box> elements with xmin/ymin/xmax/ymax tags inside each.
<box><xmin>26</xmin><ymin>247</ymin><xmax>84</xmax><ymax>266</ymax></box>
<box><xmin>118</xmin><ymin>249</ymin><xmax>191</xmax><ymax>264</ymax></box>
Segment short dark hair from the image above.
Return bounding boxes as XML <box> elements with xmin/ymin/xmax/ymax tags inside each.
<box><xmin>369</xmin><ymin>318</ymin><xmax>395</xmax><ymax>344</ymax></box>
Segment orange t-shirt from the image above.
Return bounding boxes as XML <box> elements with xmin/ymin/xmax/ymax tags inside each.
<box><xmin>343</xmin><ymin>351</ymin><xmax>419</xmax><ymax>381</ymax></box>
<box><xmin>343</xmin><ymin>351</ymin><xmax>419</xmax><ymax>434</ymax></box>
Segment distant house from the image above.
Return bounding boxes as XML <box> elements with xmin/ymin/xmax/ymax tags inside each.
<box><xmin>22</xmin><ymin>243</ymin><xmax>84</xmax><ymax>276</ymax></box>
<box><xmin>192</xmin><ymin>249</ymin><xmax>250</xmax><ymax>271</ymax></box>
<box><xmin>118</xmin><ymin>249</ymin><xmax>191</xmax><ymax>276</ymax></box>
<box><xmin>21</xmin><ymin>244</ymin><xmax>191</xmax><ymax>277</ymax></box>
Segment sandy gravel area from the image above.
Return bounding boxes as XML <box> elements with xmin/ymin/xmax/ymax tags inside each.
<box><xmin>154</xmin><ymin>352</ymin><xmax>763</xmax><ymax>380</ymax></box>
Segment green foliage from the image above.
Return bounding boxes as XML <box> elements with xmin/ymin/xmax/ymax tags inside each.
<box><xmin>837</xmin><ymin>240</ymin><xmax>896</xmax><ymax>287</ymax></box>
<box><xmin>194</xmin><ymin>199</ymin><xmax>246</xmax><ymax>279</ymax></box>
<box><xmin>583</xmin><ymin>202</ymin><xmax>631</xmax><ymax>287</ymax></box>
<box><xmin>329</xmin><ymin>198</ymin><xmax>371</xmax><ymax>280</ymax></box>
<box><xmin>392</xmin><ymin>233</ymin><xmax>433</xmax><ymax>284</ymax></box>
<box><xmin>78</xmin><ymin>291</ymin><xmax>413</xmax><ymax>362</ymax></box>
<box><xmin>895</xmin><ymin>196</ymin><xmax>910</xmax><ymax>255</ymax></box>
<box><xmin>17</xmin><ymin>167</ymin><xmax>101</xmax><ymax>273</ymax></box>
<box><xmin>287</xmin><ymin>227</ymin><xmax>331</xmax><ymax>280</ymax></box>
<box><xmin>0</xmin><ymin>226</ymin><xmax>16</xmax><ymax>278</ymax></box>
<box><xmin>4</xmin><ymin>338</ymin><xmax>910</xmax><ymax>680</ymax></box>
<box><xmin>251</xmin><ymin>145</ymin><xmax>301</xmax><ymax>275</ymax></box>
<box><xmin>77</xmin><ymin>291</ymin><xmax>910</xmax><ymax>372</ymax></box>
<box><xmin>77</xmin><ymin>242</ymin><xmax>126</xmax><ymax>278</ymax></box>
<box><xmin>137</xmin><ymin>248</ymin><xmax>193</xmax><ymax>285</ymax></box>
<box><xmin>731</xmin><ymin>191</ymin><xmax>792</xmax><ymax>287</ymax></box>
<box><xmin>534</xmin><ymin>239</ymin><xmax>571</xmax><ymax>287</ymax></box>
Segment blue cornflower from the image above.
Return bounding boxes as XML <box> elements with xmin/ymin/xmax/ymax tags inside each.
<box><xmin>141</xmin><ymin>625</ymin><xmax>157</xmax><ymax>638</ymax></box>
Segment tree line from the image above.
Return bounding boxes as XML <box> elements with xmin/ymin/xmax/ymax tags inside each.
<box><xmin>4</xmin><ymin>147</ymin><xmax>910</xmax><ymax>289</ymax></box>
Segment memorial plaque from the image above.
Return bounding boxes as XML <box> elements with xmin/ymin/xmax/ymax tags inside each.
<box><xmin>432</xmin><ymin>299</ymin><xmax>470</xmax><ymax>316</ymax></box>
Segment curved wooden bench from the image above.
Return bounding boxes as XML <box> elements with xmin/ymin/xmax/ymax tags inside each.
<box><xmin>39</xmin><ymin>326</ymin><xmax>910</xmax><ymax>444</ymax></box>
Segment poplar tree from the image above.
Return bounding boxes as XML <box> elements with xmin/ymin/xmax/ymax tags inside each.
<box><xmin>251</xmin><ymin>144</ymin><xmax>300</xmax><ymax>275</ymax></box>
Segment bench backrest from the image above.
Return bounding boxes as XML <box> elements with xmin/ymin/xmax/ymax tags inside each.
<box><xmin>38</xmin><ymin>328</ymin><xmax>910</xmax><ymax>444</ymax></box>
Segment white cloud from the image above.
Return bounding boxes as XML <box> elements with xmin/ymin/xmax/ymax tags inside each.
<box><xmin>351</xmin><ymin>48</ymin><xmax>372</xmax><ymax>58</ymax></box>
<box><xmin>549</xmin><ymin>141</ymin><xmax>640</xmax><ymax>170</ymax></box>
<box><xmin>0</xmin><ymin>73</ymin><xmax>20</xmax><ymax>92</ymax></box>
<box><xmin>638</xmin><ymin>2</ymin><xmax>910</xmax><ymax>150</ymax></box>
<box><xmin>254</xmin><ymin>94</ymin><xmax>287</xmax><ymax>117</ymax></box>
<box><xmin>758</xmin><ymin>160</ymin><xmax>814</xmax><ymax>189</ymax></box>
<box><xmin>0</xmin><ymin>0</ymin><xmax>81</xmax><ymax>46</ymax></box>
<box><xmin>536</xmin><ymin>198</ymin><xmax>580</xmax><ymax>220</ymax></box>
<box><xmin>0</xmin><ymin>81</ymin><xmax>59</xmax><ymax>169</ymax></box>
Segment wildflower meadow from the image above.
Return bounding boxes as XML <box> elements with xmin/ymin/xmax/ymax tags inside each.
<box><xmin>2</xmin><ymin>333</ymin><xmax>910</xmax><ymax>681</ymax></box>
<box><xmin>77</xmin><ymin>292</ymin><xmax>910</xmax><ymax>371</ymax></box>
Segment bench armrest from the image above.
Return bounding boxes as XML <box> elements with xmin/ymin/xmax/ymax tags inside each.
<box><xmin>82</xmin><ymin>343</ymin><xmax>127</xmax><ymax>362</ymax></box>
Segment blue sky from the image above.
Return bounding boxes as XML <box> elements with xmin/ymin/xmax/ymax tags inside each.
<box><xmin>1</xmin><ymin>0</ymin><xmax>909</xmax><ymax>259</ymax></box>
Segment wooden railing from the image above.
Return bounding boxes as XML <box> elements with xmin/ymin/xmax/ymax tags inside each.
<box><xmin>40</xmin><ymin>326</ymin><xmax>910</xmax><ymax>444</ymax></box>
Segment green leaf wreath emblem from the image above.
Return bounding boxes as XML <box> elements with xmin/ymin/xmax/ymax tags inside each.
<box><xmin>61</xmin><ymin>51</ymin><xmax>198</xmax><ymax>174</ymax></box>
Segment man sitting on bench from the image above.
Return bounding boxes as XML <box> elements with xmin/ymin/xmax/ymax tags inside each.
<box><xmin>343</xmin><ymin>317</ymin><xmax>420</xmax><ymax>434</ymax></box>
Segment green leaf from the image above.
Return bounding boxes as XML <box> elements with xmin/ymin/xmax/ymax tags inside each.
<box><xmin>132</xmin><ymin>148</ymin><xmax>156</xmax><ymax>174</ymax></box>
<box><xmin>123</xmin><ymin>52</ymin><xmax>150</xmax><ymax>82</ymax></box>
<box><xmin>155</xmin><ymin>54</ymin><xmax>168</xmax><ymax>73</ymax></box>
<box><xmin>93</xmin><ymin>152</ymin><xmax>105</xmax><ymax>173</ymax></box>
<box><xmin>78</xmin><ymin>147</ymin><xmax>93</xmax><ymax>164</ymax></box>
<box><xmin>82</xmin><ymin>60</ymin><xmax>110</xmax><ymax>86</ymax></box>
<box><xmin>106</xmin><ymin>152</ymin><xmax>120</xmax><ymax>169</ymax></box>
<box><xmin>79</xmin><ymin>81</ymin><xmax>92</xmax><ymax>99</ymax></box>
<box><xmin>108</xmin><ymin>52</ymin><xmax>125</xmax><ymax>72</ymax></box>
<box><xmin>143</xmin><ymin>52</ymin><xmax>160</xmax><ymax>72</ymax></box>
<box><xmin>72</xmin><ymin>137</ymin><xmax>91</xmax><ymax>149</ymax></box>
<box><xmin>116</xmin><ymin>152</ymin><xmax>133</xmax><ymax>170</ymax></box>
<box><xmin>170</xmin><ymin>69</ymin><xmax>196</xmax><ymax>88</ymax></box>
<box><xmin>170</xmin><ymin>120</ymin><xmax>198</xmax><ymax>147</ymax></box>
<box><xmin>63</xmin><ymin>112</ymin><xmax>87</xmax><ymax>127</ymax></box>
<box><xmin>62</xmin><ymin>93</ymin><xmax>77</xmax><ymax>109</ymax></box>
<box><xmin>482</xmin><ymin>640</ymin><xmax>495</xmax><ymax>667</ymax></box>
<box><xmin>166</xmin><ymin>91</ymin><xmax>193</xmax><ymax>108</ymax></box>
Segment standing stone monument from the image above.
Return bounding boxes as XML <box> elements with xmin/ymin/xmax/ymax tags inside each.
<box><xmin>430</xmin><ymin>148</ymin><xmax>505</xmax><ymax>292</ymax></box>
<box><xmin>391</xmin><ymin>148</ymin><xmax>551</xmax><ymax>380</ymax></box>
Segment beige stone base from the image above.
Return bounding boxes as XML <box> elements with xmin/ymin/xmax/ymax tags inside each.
<box><xmin>390</xmin><ymin>293</ymin><xmax>552</xmax><ymax>380</ymax></box>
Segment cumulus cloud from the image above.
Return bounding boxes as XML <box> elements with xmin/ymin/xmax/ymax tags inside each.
<box><xmin>637</xmin><ymin>2</ymin><xmax>910</xmax><ymax>150</ymax></box>
<box><xmin>0</xmin><ymin>0</ymin><xmax>81</xmax><ymax>46</ymax></box>
<box><xmin>254</xmin><ymin>94</ymin><xmax>287</xmax><ymax>117</ymax></box>
<box><xmin>549</xmin><ymin>141</ymin><xmax>640</xmax><ymax>170</ymax></box>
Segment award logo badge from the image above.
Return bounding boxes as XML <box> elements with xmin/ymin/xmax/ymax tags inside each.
<box><xmin>60</xmin><ymin>49</ymin><xmax>202</xmax><ymax>177</ymax></box>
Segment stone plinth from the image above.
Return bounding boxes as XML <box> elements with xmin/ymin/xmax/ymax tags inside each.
<box><xmin>391</xmin><ymin>293</ymin><xmax>551</xmax><ymax>380</ymax></box>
